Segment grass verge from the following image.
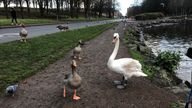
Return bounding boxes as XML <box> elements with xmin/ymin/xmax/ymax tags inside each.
<box><xmin>0</xmin><ymin>23</ymin><xmax>116</xmax><ymax>92</ymax></box>
<box><xmin>0</xmin><ymin>19</ymin><xmax>58</xmax><ymax>26</ymax></box>
<box><xmin>0</xmin><ymin>18</ymin><xmax>113</xmax><ymax>26</ymax></box>
<box><xmin>63</xmin><ymin>17</ymin><xmax>111</xmax><ymax>21</ymax></box>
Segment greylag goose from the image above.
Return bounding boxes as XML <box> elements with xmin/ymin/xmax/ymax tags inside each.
<box><xmin>73</xmin><ymin>41</ymin><xmax>82</xmax><ymax>59</ymax></box>
<box><xmin>63</xmin><ymin>59</ymin><xmax>82</xmax><ymax>100</ymax></box>
<box><xmin>19</xmin><ymin>24</ymin><xmax>28</xmax><ymax>42</ymax></box>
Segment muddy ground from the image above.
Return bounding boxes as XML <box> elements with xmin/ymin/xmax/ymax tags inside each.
<box><xmin>0</xmin><ymin>22</ymin><xmax>178</xmax><ymax>108</ymax></box>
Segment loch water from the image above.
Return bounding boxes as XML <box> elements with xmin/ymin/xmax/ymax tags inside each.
<box><xmin>143</xmin><ymin>21</ymin><xmax>192</xmax><ymax>82</ymax></box>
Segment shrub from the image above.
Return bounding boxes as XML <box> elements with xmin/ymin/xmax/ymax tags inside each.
<box><xmin>135</xmin><ymin>12</ymin><xmax>164</xmax><ymax>20</ymax></box>
<box><xmin>155</xmin><ymin>51</ymin><xmax>181</xmax><ymax>75</ymax></box>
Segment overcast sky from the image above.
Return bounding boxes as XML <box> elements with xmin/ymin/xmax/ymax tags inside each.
<box><xmin>118</xmin><ymin>0</ymin><xmax>142</xmax><ymax>16</ymax></box>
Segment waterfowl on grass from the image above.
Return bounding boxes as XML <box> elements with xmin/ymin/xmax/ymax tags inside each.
<box><xmin>73</xmin><ymin>40</ymin><xmax>83</xmax><ymax>59</ymax></box>
<box><xmin>6</xmin><ymin>84</ymin><xmax>18</xmax><ymax>96</ymax></box>
<box><xmin>107</xmin><ymin>33</ymin><xmax>147</xmax><ymax>89</ymax></box>
<box><xmin>63</xmin><ymin>59</ymin><xmax>82</xmax><ymax>100</ymax></box>
<box><xmin>78</xmin><ymin>40</ymin><xmax>85</xmax><ymax>46</ymax></box>
<box><xmin>56</xmin><ymin>25</ymin><xmax>69</xmax><ymax>31</ymax></box>
<box><xmin>19</xmin><ymin>24</ymin><xmax>28</xmax><ymax>42</ymax></box>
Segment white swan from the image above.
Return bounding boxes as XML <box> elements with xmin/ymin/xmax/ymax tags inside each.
<box><xmin>107</xmin><ymin>33</ymin><xmax>147</xmax><ymax>89</ymax></box>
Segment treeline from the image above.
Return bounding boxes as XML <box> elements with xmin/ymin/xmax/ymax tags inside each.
<box><xmin>0</xmin><ymin>0</ymin><xmax>120</xmax><ymax>19</ymax></box>
<box><xmin>127</xmin><ymin>0</ymin><xmax>192</xmax><ymax>17</ymax></box>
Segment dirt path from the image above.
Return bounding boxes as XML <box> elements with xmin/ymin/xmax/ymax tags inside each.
<box><xmin>0</xmin><ymin>23</ymin><xmax>178</xmax><ymax>108</ymax></box>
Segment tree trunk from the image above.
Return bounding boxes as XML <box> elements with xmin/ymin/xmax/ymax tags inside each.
<box><xmin>38</xmin><ymin>0</ymin><xmax>44</xmax><ymax>17</ymax></box>
<box><xmin>75</xmin><ymin>0</ymin><xmax>80</xmax><ymax>18</ymax></box>
<box><xmin>98</xmin><ymin>0</ymin><xmax>104</xmax><ymax>17</ymax></box>
<box><xmin>107</xmin><ymin>0</ymin><xmax>112</xmax><ymax>18</ymax></box>
<box><xmin>19</xmin><ymin>0</ymin><xmax>24</xmax><ymax>19</ymax></box>
<box><xmin>25</xmin><ymin>0</ymin><xmax>30</xmax><ymax>16</ymax></box>
<box><xmin>45</xmin><ymin>0</ymin><xmax>49</xmax><ymax>15</ymax></box>
<box><xmin>108</xmin><ymin>10</ymin><xmax>111</xmax><ymax>18</ymax></box>
<box><xmin>84</xmin><ymin>0</ymin><xmax>90</xmax><ymax>18</ymax></box>
<box><xmin>3</xmin><ymin>0</ymin><xmax>8</xmax><ymax>18</ymax></box>
<box><xmin>56</xmin><ymin>0</ymin><xmax>60</xmax><ymax>20</ymax></box>
<box><xmin>70</xmin><ymin>0</ymin><xmax>74</xmax><ymax>18</ymax></box>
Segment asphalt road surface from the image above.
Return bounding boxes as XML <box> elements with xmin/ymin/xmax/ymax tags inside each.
<box><xmin>0</xmin><ymin>19</ymin><xmax>120</xmax><ymax>43</ymax></box>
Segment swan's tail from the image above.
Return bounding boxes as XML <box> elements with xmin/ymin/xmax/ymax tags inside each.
<box><xmin>134</xmin><ymin>72</ymin><xmax>148</xmax><ymax>77</ymax></box>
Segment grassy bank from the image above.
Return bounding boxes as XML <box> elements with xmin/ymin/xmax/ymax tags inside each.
<box><xmin>134</xmin><ymin>12</ymin><xmax>164</xmax><ymax>20</ymax></box>
<box><xmin>0</xmin><ymin>23</ymin><xmax>116</xmax><ymax>92</ymax></box>
<box><xmin>0</xmin><ymin>19</ymin><xmax>58</xmax><ymax>26</ymax></box>
<box><xmin>0</xmin><ymin>18</ymin><xmax>112</xmax><ymax>26</ymax></box>
<box><xmin>63</xmin><ymin>17</ymin><xmax>111</xmax><ymax>21</ymax></box>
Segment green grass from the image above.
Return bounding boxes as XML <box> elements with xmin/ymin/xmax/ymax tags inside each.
<box><xmin>171</xmin><ymin>101</ymin><xmax>182</xmax><ymax>108</ymax></box>
<box><xmin>0</xmin><ymin>17</ymin><xmax>113</xmax><ymax>26</ymax></box>
<box><xmin>0</xmin><ymin>19</ymin><xmax>58</xmax><ymax>26</ymax></box>
<box><xmin>0</xmin><ymin>23</ymin><xmax>116</xmax><ymax>92</ymax></box>
<box><xmin>64</xmin><ymin>17</ymin><xmax>111</xmax><ymax>21</ymax></box>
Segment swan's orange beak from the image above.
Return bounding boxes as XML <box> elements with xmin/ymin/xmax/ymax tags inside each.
<box><xmin>112</xmin><ymin>38</ymin><xmax>116</xmax><ymax>44</ymax></box>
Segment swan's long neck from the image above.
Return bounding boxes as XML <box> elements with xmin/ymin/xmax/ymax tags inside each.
<box><xmin>108</xmin><ymin>38</ymin><xmax>120</xmax><ymax>63</ymax></box>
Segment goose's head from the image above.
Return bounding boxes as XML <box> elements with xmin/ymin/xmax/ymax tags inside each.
<box><xmin>112</xmin><ymin>33</ymin><xmax>119</xmax><ymax>44</ymax></box>
<box><xmin>71</xmin><ymin>59</ymin><xmax>78</xmax><ymax>72</ymax></box>
<box><xmin>20</xmin><ymin>24</ymin><xmax>25</xmax><ymax>28</ymax></box>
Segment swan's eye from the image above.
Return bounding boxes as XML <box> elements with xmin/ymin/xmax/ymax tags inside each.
<box><xmin>113</xmin><ymin>36</ymin><xmax>116</xmax><ymax>39</ymax></box>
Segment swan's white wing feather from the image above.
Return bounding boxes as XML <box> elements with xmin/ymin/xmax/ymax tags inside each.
<box><xmin>109</xmin><ymin>58</ymin><xmax>147</xmax><ymax>77</ymax></box>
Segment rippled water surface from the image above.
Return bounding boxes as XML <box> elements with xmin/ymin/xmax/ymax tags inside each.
<box><xmin>143</xmin><ymin>23</ymin><xmax>192</xmax><ymax>82</ymax></box>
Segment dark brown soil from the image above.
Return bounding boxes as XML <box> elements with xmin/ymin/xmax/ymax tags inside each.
<box><xmin>0</xmin><ymin>23</ymin><xmax>178</xmax><ymax>108</ymax></box>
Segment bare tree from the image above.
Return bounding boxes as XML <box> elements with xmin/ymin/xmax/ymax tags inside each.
<box><xmin>25</xmin><ymin>0</ymin><xmax>30</xmax><ymax>15</ymax></box>
<box><xmin>56</xmin><ymin>0</ymin><xmax>60</xmax><ymax>20</ymax></box>
<box><xmin>74</xmin><ymin>0</ymin><xmax>81</xmax><ymax>18</ymax></box>
<box><xmin>183</xmin><ymin>0</ymin><xmax>192</xmax><ymax>16</ymax></box>
<box><xmin>70</xmin><ymin>0</ymin><xmax>74</xmax><ymax>18</ymax></box>
<box><xmin>44</xmin><ymin>0</ymin><xmax>49</xmax><ymax>15</ymax></box>
<box><xmin>37</xmin><ymin>0</ymin><xmax>45</xmax><ymax>17</ymax></box>
<box><xmin>18</xmin><ymin>0</ymin><xmax>24</xmax><ymax>18</ymax></box>
<box><xmin>2</xmin><ymin>0</ymin><xmax>11</xmax><ymax>18</ymax></box>
<box><xmin>83</xmin><ymin>0</ymin><xmax>90</xmax><ymax>18</ymax></box>
<box><xmin>98</xmin><ymin>0</ymin><xmax>104</xmax><ymax>17</ymax></box>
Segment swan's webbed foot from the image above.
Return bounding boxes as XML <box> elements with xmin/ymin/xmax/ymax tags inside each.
<box><xmin>114</xmin><ymin>76</ymin><xmax>128</xmax><ymax>89</ymax></box>
<box><xmin>113</xmin><ymin>76</ymin><xmax>127</xmax><ymax>86</ymax></box>
<box><xmin>122</xmin><ymin>80</ymin><xmax>128</xmax><ymax>87</ymax></box>
<box><xmin>116</xmin><ymin>80</ymin><xmax>128</xmax><ymax>89</ymax></box>
<box><xmin>116</xmin><ymin>85</ymin><xmax>125</xmax><ymax>89</ymax></box>
<box><xmin>113</xmin><ymin>80</ymin><xmax>122</xmax><ymax>85</ymax></box>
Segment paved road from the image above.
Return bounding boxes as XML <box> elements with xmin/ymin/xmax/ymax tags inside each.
<box><xmin>0</xmin><ymin>20</ymin><xmax>120</xmax><ymax>43</ymax></box>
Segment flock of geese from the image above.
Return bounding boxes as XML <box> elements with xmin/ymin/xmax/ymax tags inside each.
<box><xmin>6</xmin><ymin>25</ymin><xmax>148</xmax><ymax>101</ymax></box>
<box><xmin>63</xmin><ymin>40</ymin><xmax>84</xmax><ymax>101</ymax></box>
<box><xmin>62</xmin><ymin>33</ymin><xmax>147</xmax><ymax>100</ymax></box>
<box><xmin>19</xmin><ymin>24</ymin><xmax>69</xmax><ymax>43</ymax></box>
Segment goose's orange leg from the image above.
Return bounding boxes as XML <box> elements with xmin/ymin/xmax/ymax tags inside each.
<box><xmin>73</xmin><ymin>89</ymin><xmax>80</xmax><ymax>100</ymax></box>
<box><xmin>63</xmin><ymin>85</ymin><xmax>66</xmax><ymax>98</ymax></box>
